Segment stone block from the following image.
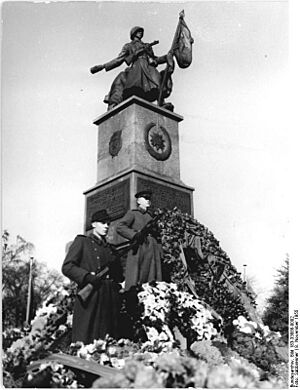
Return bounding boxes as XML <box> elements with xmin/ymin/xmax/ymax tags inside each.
<box><xmin>84</xmin><ymin>96</ymin><xmax>194</xmax><ymax>243</ymax></box>
<box><xmin>93</xmin><ymin>96</ymin><xmax>184</xmax><ymax>185</ymax></box>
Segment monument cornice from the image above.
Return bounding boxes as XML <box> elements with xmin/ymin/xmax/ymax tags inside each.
<box><xmin>83</xmin><ymin>168</ymin><xmax>194</xmax><ymax>195</ymax></box>
<box><xmin>93</xmin><ymin>96</ymin><xmax>184</xmax><ymax>126</ymax></box>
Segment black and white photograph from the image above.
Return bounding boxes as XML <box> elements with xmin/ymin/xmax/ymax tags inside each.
<box><xmin>1</xmin><ymin>0</ymin><xmax>298</xmax><ymax>388</ymax></box>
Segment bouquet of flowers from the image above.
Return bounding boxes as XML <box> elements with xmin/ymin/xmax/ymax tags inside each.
<box><xmin>137</xmin><ymin>281</ymin><xmax>219</xmax><ymax>347</ymax></box>
<box><xmin>23</xmin><ymin>361</ymin><xmax>78</xmax><ymax>388</ymax></box>
<box><xmin>2</xmin><ymin>327</ymin><xmax>25</xmax><ymax>350</ymax></box>
<box><xmin>230</xmin><ymin>315</ymin><xmax>288</xmax><ymax>374</ymax></box>
<box><xmin>154</xmin><ymin>208</ymin><xmax>258</xmax><ymax>329</ymax></box>
<box><xmin>91</xmin><ymin>348</ymin><xmax>286</xmax><ymax>388</ymax></box>
<box><xmin>3</xmin><ymin>284</ymin><xmax>75</xmax><ymax>378</ymax></box>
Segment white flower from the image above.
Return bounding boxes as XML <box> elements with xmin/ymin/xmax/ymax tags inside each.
<box><xmin>93</xmin><ymin>339</ymin><xmax>106</xmax><ymax>350</ymax></box>
<box><xmin>31</xmin><ymin>317</ymin><xmax>48</xmax><ymax>333</ymax></box>
<box><xmin>158</xmin><ymin>325</ymin><xmax>174</xmax><ymax>342</ymax></box>
<box><xmin>78</xmin><ymin>351</ymin><xmax>88</xmax><ymax>359</ymax></box>
<box><xmin>86</xmin><ymin>343</ymin><xmax>97</xmax><ymax>353</ymax></box>
<box><xmin>107</xmin><ymin>346</ymin><xmax>117</xmax><ymax>356</ymax></box>
<box><xmin>240</xmin><ymin>324</ymin><xmax>255</xmax><ymax>334</ymax></box>
<box><xmin>250</xmin><ymin>321</ymin><xmax>258</xmax><ymax>329</ymax></box>
<box><xmin>99</xmin><ymin>353</ymin><xmax>110</xmax><ymax>365</ymax></box>
<box><xmin>145</xmin><ymin>326</ymin><xmax>160</xmax><ymax>342</ymax></box>
<box><xmin>66</xmin><ymin>314</ymin><xmax>73</xmax><ymax>325</ymax></box>
<box><xmin>233</xmin><ymin>316</ymin><xmax>258</xmax><ymax>335</ymax></box>
<box><xmin>76</xmin><ymin>342</ymin><xmax>97</xmax><ymax>359</ymax></box>
<box><xmin>50</xmin><ymin>362</ymin><xmax>63</xmax><ymax>372</ymax></box>
<box><xmin>138</xmin><ymin>281</ymin><xmax>220</xmax><ymax>344</ymax></box>
<box><xmin>59</xmin><ymin>289</ymin><xmax>69</xmax><ymax>297</ymax></box>
<box><xmin>110</xmin><ymin>357</ymin><xmax>125</xmax><ymax>369</ymax></box>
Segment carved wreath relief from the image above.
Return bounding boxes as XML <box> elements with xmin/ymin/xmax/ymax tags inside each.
<box><xmin>109</xmin><ymin>130</ymin><xmax>122</xmax><ymax>157</ymax></box>
<box><xmin>144</xmin><ymin>122</ymin><xmax>172</xmax><ymax>161</ymax></box>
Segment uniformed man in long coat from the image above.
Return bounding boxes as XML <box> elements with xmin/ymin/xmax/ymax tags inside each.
<box><xmin>62</xmin><ymin>209</ymin><xmax>124</xmax><ymax>344</ymax></box>
<box><xmin>116</xmin><ymin>190</ymin><xmax>162</xmax><ymax>291</ymax></box>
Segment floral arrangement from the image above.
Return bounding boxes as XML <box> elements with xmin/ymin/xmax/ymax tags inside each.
<box><xmin>229</xmin><ymin>315</ymin><xmax>288</xmax><ymax>375</ymax></box>
<box><xmin>67</xmin><ymin>337</ymin><xmax>140</xmax><ymax>369</ymax></box>
<box><xmin>23</xmin><ymin>361</ymin><xmax>78</xmax><ymax>388</ymax></box>
<box><xmin>91</xmin><ymin>349</ymin><xmax>286</xmax><ymax>388</ymax></box>
<box><xmin>190</xmin><ymin>339</ymin><xmax>224</xmax><ymax>366</ymax></box>
<box><xmin>2</xmin><ymin>283</ymin><xmax>75</xmax><ymax>379</ymax></box>
<box><xmin>2</xmin><ymin>208</ymin><xmax>288</xmax><ymax>388</ymax></box>
<box><xmin>2</xmin><ymin>327</ymin><xmax>25</xmax><ymax>350</ymax></box>
<box><xmin>2</xmin><ymin>283</ymin><xmax>288</xmax><ymax>388</ymax></box>
<box><xmin>7</xmin><ymin>329</ymin><xmax>287</xmax><ymax>389</ymax></box>
<box><xmin>137</xmin><ymin>281</ymin><xmax>219</xmax><ymax>346</ymax></box>
<box><xmin>233</xmin><ymin>315</ymin><xmax>259</xmax><ymax>335</ymax></box>
<box><xmin>155</xmin><ymin>208</ymin><xmax>258</xmax><ymax>328</ymax></box>
<box><xmin>232</xmin><ymin>315</ymin><xmax>282</xmax><ymax>341</ymax></box>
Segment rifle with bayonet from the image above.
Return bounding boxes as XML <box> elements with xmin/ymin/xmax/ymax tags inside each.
<box><xmin>90</xmin><ymin>40</ymin><xmax>159</xmax><ymax>75</ymax></box>
<box><xmin>77</xmin><ymin>265</ymin><xmax>109</xmax><ymax>306</ymax></box>
<box><xmin>125</xmin><ymin>40</ymin><xmax>159</xmax><ymax>65</ymax></box>
<box><xmin>130</xmin><ymin>212</ymin><xmax>162</xmax><ymax>254</ymax></box>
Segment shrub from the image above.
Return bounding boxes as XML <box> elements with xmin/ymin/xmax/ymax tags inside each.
<box><xmin>190</xmin><ymin>340</ymin><xmax>224</xmax><ymax>365</ymax></box>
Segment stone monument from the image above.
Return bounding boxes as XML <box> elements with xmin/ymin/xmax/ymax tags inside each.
<box><xmin>84</xmin><ymin>11</ymin><xmax>195</xmax><ymax>244</ymax></box>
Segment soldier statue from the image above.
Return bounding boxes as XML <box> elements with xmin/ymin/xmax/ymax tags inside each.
<box><xmin>90</xmin><ymin>26</ymin><xmax>174</xmax><ymax>110</ymax></box>
<box><xmin>90</xmin><ymin>11</ymin><xmax>193</xmax><ymax>111</ymax></box>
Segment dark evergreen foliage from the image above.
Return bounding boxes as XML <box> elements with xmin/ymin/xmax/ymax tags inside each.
<box><xmin>262</xmin><ymin>257</ymin><xmax>289</xmax><ymax>344</ymax></box>
<box><xmin>155</xmin><ymin>208</ymin><xmax>258</xmax><ymax>327</ymax></box>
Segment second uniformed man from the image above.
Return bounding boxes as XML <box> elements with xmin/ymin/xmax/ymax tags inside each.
<box><xmin>116</xmin><ymin>190</ymin><xmax>163</xmax><ymax>291</ymax></box>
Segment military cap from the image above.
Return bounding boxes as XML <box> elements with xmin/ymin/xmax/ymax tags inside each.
<box><xmin>135</xmin><ymin>190</ymin><xmax>152</xmax><ymax>199</ymax></box>
<box><xmin>130</xmin><ymin>26</ymin><xmax>144</xmax><ymax>40</ymax></box>
<box><xmin>91</xmin><ymin>209</ymin><xmax>111</xmax><ymax>224</ymax></box>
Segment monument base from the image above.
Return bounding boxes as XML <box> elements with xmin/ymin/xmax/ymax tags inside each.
<box><xmin>84</xmin><ymin>169</ymin><xmax>194</xmax><ymax>245</ymax></box>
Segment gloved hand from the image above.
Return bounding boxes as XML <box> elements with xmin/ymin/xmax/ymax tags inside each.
<box><xmin>90</xmin><ymin>64</ymin><xmax>104</xmax><ymax>74</ymax></box>
<box><xmin>133</xmin><ymin>231</ymin><xmax>143</xmax><ymax>244</ymax></box>
<box><xmin>84</xmin><ymin>273</ymin><xmax>102</xmax><ymax>288</ymax></box>
<box><xmin>131</xmin><ymin>53</ymin><xmax>138</xmax><ymax>62</ymax></box>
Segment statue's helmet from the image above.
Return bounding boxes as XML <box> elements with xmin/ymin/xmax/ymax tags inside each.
<box><xmin>130</xmin><ymin>26</ymin><xmax>144</xmax><ymax>40</ymax></box>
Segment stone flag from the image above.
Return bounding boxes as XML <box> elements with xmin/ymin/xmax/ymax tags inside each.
<box><xmin>173</xmin><ymin>10</ymin><xmax>194</xmax><ymax>69</ymax></box>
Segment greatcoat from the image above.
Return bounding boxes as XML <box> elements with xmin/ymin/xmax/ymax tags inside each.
<box><xmin>104</xmin><ymin>40</ymin><xmax>172</xmax><ymax>106</ymax></box>
<box><xmin>116</xmin><ymin>208</ymin><xmax>162</xmax><ymax>291</ymax></box>
<box><xmin>62</xmin><ymin>233</ymin><xmax>124</xmax><ymax>344</ymax></box>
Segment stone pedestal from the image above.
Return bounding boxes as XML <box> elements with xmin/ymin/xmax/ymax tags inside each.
<box><xmin>95</xmin><ymin>96</ymin><xmax>184</xmax><ymax>184</ymax></box>
<box><xmin>84</xmin><ymin>96</ymin><xmax>194</xmax><ymax>244</ymax></box>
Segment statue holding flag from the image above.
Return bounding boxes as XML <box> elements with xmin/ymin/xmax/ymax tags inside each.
<box><xmin>90</xmin><ymin>10</ymin><xmax>193</xmax><ymax>111</ymax></box>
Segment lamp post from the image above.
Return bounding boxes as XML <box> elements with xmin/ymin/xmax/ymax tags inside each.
<box><xmin>25</xmin><ymin>256</ymin><xmax>34</xmax><ymax>329</ymax></box>
<box><xmin>243</xmin><ymin>264</ymin><xmax>247</xmax><ymax>284</ymax></box>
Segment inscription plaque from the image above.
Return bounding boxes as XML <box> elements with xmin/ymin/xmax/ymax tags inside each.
<box><xmin>86</xmin><ymin>179</ymin><xmax>130</xmax><ymax>229</ymax></box>
<box><xmin>137</xmin><ymin>178</ymin><xmax>192</xmax><ymax>214</ymax></box>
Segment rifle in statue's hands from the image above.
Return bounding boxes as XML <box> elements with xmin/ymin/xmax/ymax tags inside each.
<box><xmin>126</xmin><ymin>40</ymin><xmax>159</xmax><ymax>64</ymax></box>
<box><xmin>77</xmin><ymin>265</ymin><xmax>109</xmax><ymax>305</ymax></box>
<box><xmin>90</xmin><ymin>40</ymin><xmax>159</xmax><ymax>74</ymax></box>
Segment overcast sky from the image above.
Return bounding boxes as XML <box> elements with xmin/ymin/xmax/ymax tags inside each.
<box><xmin>2</xmin><ymin>0</ymin><xmax>298</xmax><ymax>309</ymax></box>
